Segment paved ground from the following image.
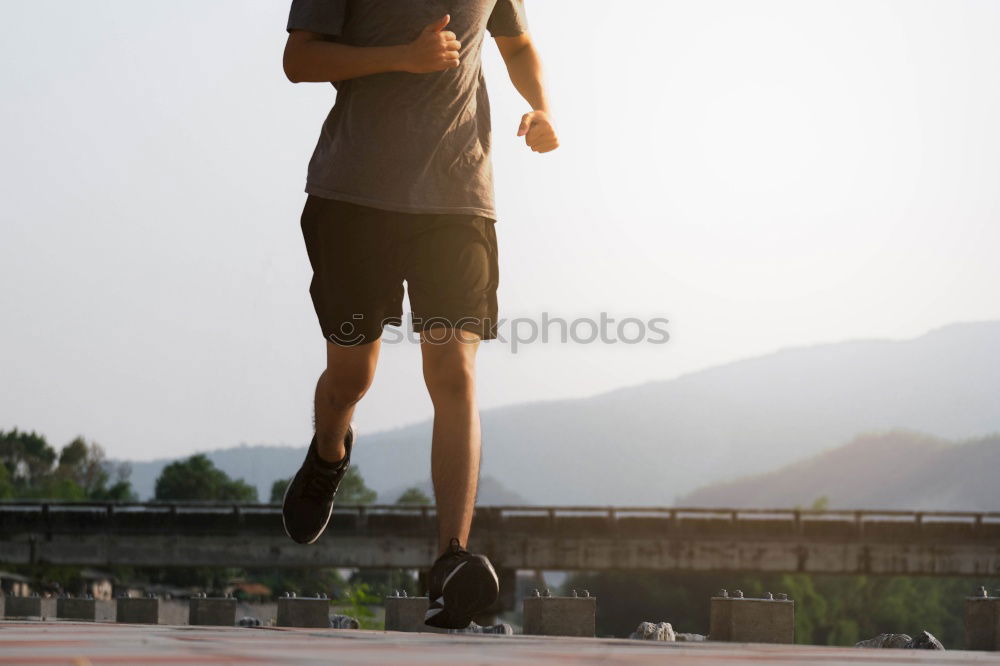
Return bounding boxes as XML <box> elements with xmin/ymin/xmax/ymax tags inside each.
<box><xmin>2</xmin><ymin>622</ymin><xmax>999</xmax><ymax>665</ymax></box>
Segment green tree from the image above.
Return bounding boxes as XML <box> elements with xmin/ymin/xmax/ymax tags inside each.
<box><xmin>90</xmin><ymin>475</ymin><xmax>139</xmax><ymax>502</ymax></box>
<box><xmin>0</xmin><ymin>429</ymin><xmax>136</xmax><ymax>501</ymax></box>
<box><xmin>270</xmin><ymin>478</ymin><xmax>290</xmax><ymax>503</ymax></box>
<box><xmin>58</xmin><ymin>438</ymin><xmax>88</xmax><ymax>468</ymax></box>
<box><xmin>336</xmin><ymin>581</ymin><xmax>381</xmax><ymax>629</ymax></box>
<box><xmin>0</xmin><ymin>464</ymin><xmax>16</xmax><ymax>499</ymax></box>
<box><xmin>337</xmin><ymin>467</ymin><xmax>377</xmax><ymax>504</ymax></box>
<box><xmin>54</xmin><ymin>437</ymin><xmax>137</xmax><ymax>501</ymax></box>
<box><xmin>154</xmin><ymin>454</ymin><xmax>257</xmax><ymax>501</ymax></box>
<box><xmin>395</xmin><ymin>486</ymin><xmax>431</xmax><ymax>505</ymax></box>
<box><xmin>1</xmin><ymin>427</ymin><xmax>57</xmax><ymax>484</ymax></box>
<box><xmin>27</xmin><ymin>477</ymin><xmax>87</xmax><ymax>501</ymax></box>
<box><xmin>810</xmin><ymin>496</ymin><xmax>830</xmax><ymax>511</ymax></box>
<box><xmin>55</xmin><ymin>437</ymin><xmax>108</xmax><ymax>495</ymax></box>
<box><xmin>350</xmin><ymin>568</ymin><xmax>419</xmax><ymax>601</ymax></box>
<box><xmin>793</xmin><ymin>496</ymin><xmax>830</xmax><ymax>512</ymax></box>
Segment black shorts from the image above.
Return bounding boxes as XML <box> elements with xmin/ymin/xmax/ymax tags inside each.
<box><xmin>300</xmin><ymin>195</ymin><xmax>499</xmax><ymax>346</ymax></box>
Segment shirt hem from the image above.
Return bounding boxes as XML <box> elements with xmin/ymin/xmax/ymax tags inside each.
<box><xmin>305</xmin><ymin>184</ymin><xmax>497</xmax><ymax>221</ymax></box>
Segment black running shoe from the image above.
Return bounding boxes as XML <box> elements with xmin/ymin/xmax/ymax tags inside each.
<box><xmin>424</xmin><ymin>538</ymin><xmax>499</xmax><ymax>629</ymax></box>
<box><xmin>281</xmin><ymin>426</ymin><xmax>354</xmax><ymax>544</ymax></box>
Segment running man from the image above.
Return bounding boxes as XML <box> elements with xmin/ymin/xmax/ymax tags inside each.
<box><xmin>279</xmin><ymin>0</ymin><xmax>558</xmax><ymax>629</ymax></box>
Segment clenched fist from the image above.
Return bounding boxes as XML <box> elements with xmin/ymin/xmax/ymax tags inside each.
<box><xmin>402</xmin><ymin>15</ymin><xmax>461</xmax><ymax>74</ymax></box>
<box><xmin>517</xmin><ymin>111</ymin><xmax>559</xmax><ymax>153</ymax></box>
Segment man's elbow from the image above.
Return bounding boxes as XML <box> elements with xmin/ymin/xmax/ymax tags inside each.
<box><xmin>283</xmin><ymin>52</ymin><xmax>304</xmax><ymax>83</ymax></box>
<box><xmin>284</xmin><ymin>30</ymin><xmax>336</xmax><ymax>83</ymax></box>
<box><xmin>283</xmin><ymin>33</ymin><xmax>317</xmax><ymax>83</ymax></box>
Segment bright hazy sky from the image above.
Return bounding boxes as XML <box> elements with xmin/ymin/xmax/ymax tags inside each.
<box><xmin>2</xmin><ymin>1</ymin><xmax>999</xmax><ymax>461</ymax></box>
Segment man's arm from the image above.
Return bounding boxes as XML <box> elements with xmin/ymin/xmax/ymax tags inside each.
<box><xmin>495</xmin><ymin>34</ymin><xmax>559</xmax><ymax>153</ymax></box>
<box><xmin>283</xmin><ymin>15</ymin><xmax>461</xmax><ymax>83</ymax></box>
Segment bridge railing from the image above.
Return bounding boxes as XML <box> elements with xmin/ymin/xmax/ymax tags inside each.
<box><xmin>2</xmin><ymin>501</ymin><xmax>999</xmax><ymax>541</ymax></box>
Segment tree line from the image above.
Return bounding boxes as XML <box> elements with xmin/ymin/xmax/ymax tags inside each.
<box><xmin>1</xmin><ymin>427</ymin><xmax>431</xmax><ymax>505</ymax></box>
<box><xmin>1</xmin><ymin>428</ymin><xmax>135</xmax><ymax>501</ymax></box>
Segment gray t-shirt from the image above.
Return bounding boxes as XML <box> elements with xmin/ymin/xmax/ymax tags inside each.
<box><xmin>287</xmin><ymin>0</ymin><xmax>528</xmax><ymax>220</ymax></box>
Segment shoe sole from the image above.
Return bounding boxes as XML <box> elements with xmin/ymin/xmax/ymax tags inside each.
<box><xmin>426</xmin><ymin>555</ymin><xmax>500</xmax><ymax>629</ymax></box>
<box><xmin>281</xmin><ymin>424</ymin><xmax>354</xmax><ymax>545</ymax></box>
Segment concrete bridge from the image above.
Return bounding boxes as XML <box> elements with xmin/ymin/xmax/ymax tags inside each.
<box><xmin>2</xmin><ymin>502</ymin><xmax>999</xmax><ymax>578</ymax></box>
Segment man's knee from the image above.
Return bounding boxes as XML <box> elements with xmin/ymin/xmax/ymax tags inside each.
<box><xmin>322</xmin><ymin>370</ymin><xmax>373</xmax><ymax>408</ymax></box>
<box><xmin>321</xmin><ymin>340</ymin><xmax>379</xmax><ymax>409</ymax></box>
<box><xmin>423</xmin><ymin>353</ymin><xmax>476</xmax><ymax>402</ymax></box>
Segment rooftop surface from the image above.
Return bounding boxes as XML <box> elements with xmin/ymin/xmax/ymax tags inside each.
<box><xmin>2</xmin><ymin>622</ymin><xmax>999</xmax><ymax>666</ymax></box>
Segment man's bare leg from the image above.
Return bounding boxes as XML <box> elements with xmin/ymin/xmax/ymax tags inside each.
<box><xmin>282</xmin><ymin>338</ymin><xmax>381</xmax><ymax>544</ymax></box>
<box><xmin>314</xmin><ymin>339</ymin><xmax>381</xmax><ymax>462</ymax></box>
<box><xmin>421</xmin><ymin>328</ymin><xmax>482</xmax><ymax>556</ymax></box>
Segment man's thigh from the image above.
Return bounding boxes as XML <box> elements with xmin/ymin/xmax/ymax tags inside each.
<box><xmin>300</xmin><ymin>195</ymin><xmax>404</xmax><ymax>345</ymax></box>
<box><xmin>404</xmin><ymin>215</ymin><xmax>499</xmax><ymax>342</ymax></box>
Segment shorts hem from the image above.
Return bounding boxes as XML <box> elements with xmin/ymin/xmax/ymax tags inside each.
<box><xmin>412</xmin><ymin>314</ymin><xmax>499</xmax><ymax>341</ymax></box>
<box><xmin>322</xmin><ymin>316</ymin><xmax>404</xmax><ymax>347</ymax></box>
<box><xmin>305</xmin><ymin>184</ymin><xmax>498</xmax><ymax>221</ymax></box>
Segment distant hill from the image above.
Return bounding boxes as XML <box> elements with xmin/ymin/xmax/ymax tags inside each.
<box><xmin>680</xmin><ymin>430</ymin><xmax>1000</xmax><ymax>511</ymax></box>
<box><xmin>121</xmin><ymin>321</ymin><xmax>1000</xmax><ymax>506</ymax></box>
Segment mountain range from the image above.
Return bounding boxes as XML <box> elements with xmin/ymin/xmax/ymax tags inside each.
<box><xmin>680</xmin><ymin>430</ymin><xmax>1000</xmax><ymax>511</ymax></box>
<box><xmin>121</xmin><ymin>321</ymin><xmax>1000</xmax><ymax>507</ymax></box>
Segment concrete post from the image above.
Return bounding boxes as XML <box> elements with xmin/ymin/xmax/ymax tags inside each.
<box><xmin>384</xmin><ymin>594</ymin><xmax>445</xmax><ymax>633</ymax></box>
<box><xmin>189</xmin><ymin>594</ymin><xmax>237</xmax><ymax>626</ymax></box>
<box><xmin>522</xmin><ymin>590</ymin><xmax>596</xmax><ymax>637</ymax></box>
<box><xmin>116</xmin><ymin>596</ymin><xmax>167</xmax><ymax>624</ymax></box>
<box><xmin>5</xmin><ymin>596</ymin><xmax>57</xmax><ymax>620</ymax></box>
<box><xmin>276</xmin><ymin>593</ymin><xmax>330</xmax><ymax>628</ymax></box>
<box><xmin>709</xmin><ymin>590</ymin><xmax>794</xmax><ymax>644</ymax></box>
<box><xmin>965</xmin><ymin>588</ymin><xmax>1000</xmax><ymax>651</ymax></box>
<box><xmin>56</xmin><ymin>597</ymin><xmax>115</xmax><ymax>622</ymax></box>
